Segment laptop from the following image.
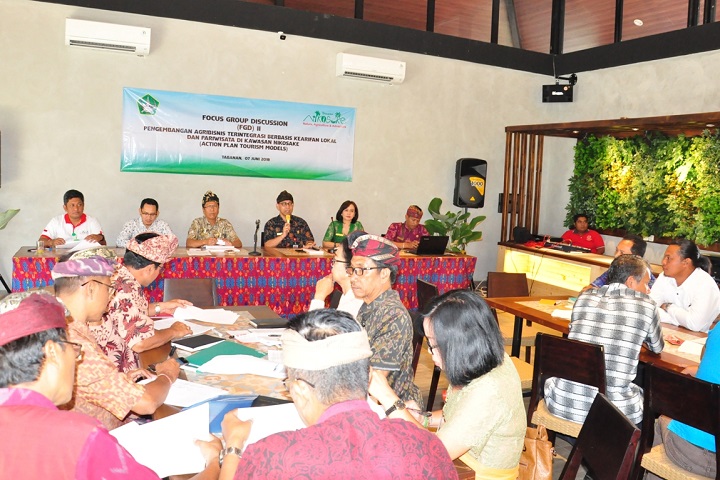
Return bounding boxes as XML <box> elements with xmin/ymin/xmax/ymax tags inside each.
<box><xmin>410</xmin><ymin>236</ymin><xmax>450</xmax><ymax>255</ymax></box>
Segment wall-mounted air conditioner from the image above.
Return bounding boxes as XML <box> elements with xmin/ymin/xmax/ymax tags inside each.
<box><xmin>336</xmin><ymin>53</ymin><xmax>405</xmax><ymax>85</ymax></box>
<box><xmin>65</xmin><ymin>19</ymin><xmax>151</xmax><ymax>56</ymax></box>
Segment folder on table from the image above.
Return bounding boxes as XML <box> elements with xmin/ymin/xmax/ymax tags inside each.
<box><xmin>185</xmin><ymin>340</ymin><xmax>264</xmax><ymax>368</ymax></box>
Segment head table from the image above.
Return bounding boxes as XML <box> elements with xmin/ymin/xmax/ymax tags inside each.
<box><xmin>12</xmin><ymin>246</ymin><xmax>476</xmax><ymax>317</ymax></box>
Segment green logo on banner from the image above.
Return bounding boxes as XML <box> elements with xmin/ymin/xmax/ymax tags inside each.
<box><xmin>303</xmin><ymin>111</ymin><xmax>346</xmax><ymax>125</ymax></box>
<box><xmin>137</xmin><ymin>94</ymin><xmax>159</xmax><ymax>115</ymax></box>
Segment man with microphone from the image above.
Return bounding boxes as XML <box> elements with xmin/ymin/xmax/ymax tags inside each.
<box><xmin>263</xmin><ymin>190</ymin><xmax>315</xmax><ymax>248</ymax></box>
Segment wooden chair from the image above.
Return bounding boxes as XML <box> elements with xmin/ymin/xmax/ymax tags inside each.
<box><xmin>632</xmin><ymin>364</ymin><xmax>720</xmax><ymax>480</ymax></box>
<box><xmin>527</xmin><ymin>333</ymin><xmax>606</xmax><ymax>440</ymax></box>
<box><xmin>559</xmin><ymin>393</ymin><xmax>641</xmax><ymax>480</ymax></box>
<box><xmin>486</xmin><ymin>271</ymin><xmax>548</xmax><ymax>362</ymax></box>
<box><xmin>413</xmin><ymin>278</ymin><xmax>442</xmax><ymax>411</ymax></box>
<box><xmin>163</xmin><ymin>278</ymin><xmax>217</xmax><ymax>307</ymax></box>
<box><xmin>328</xmin><ymin>289</ymin><xmax>342</xmax><ymax>309</ymax></box>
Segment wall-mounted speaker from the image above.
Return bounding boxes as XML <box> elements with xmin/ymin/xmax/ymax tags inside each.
<box><xmin>453</xmin><ymin>158</ymin><xmax>487</xmax><ymax>208</ymax></box>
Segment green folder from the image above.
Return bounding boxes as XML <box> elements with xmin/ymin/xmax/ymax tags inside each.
<box><xmin>185</xmin><ymin>340</ymin><xmax>264</xmax><ymax>367</ymax></box>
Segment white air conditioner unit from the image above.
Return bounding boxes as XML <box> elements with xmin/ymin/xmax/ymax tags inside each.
<box><xmin>336</xmin><ymin>53</ymin><xmax>405</xmax><ymax>85</ymax></box>
<box><xmin>65</xmin><ymin>19</ymin><xmax>151</xmax><ymax>56</ymax></box>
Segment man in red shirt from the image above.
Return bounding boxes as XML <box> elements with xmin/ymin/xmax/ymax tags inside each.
<box><xmin>561</xmin><ymin>213</ymin><xmax>605</xmax><ymax>254</ymax></box>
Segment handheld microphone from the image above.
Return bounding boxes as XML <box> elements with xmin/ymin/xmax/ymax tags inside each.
<box><xmin>249</xmin><ymin>219</ymin><xmax>261</xmax><ymax>256</ymax></box>
<box><xmin>285</xmin><ymin>214</ymin><xmax>291</xmax><ymax>224</ymax></box>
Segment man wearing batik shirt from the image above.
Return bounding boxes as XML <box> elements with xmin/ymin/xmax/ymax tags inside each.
<box><xmin>186</xmin><ymin>191</ymin><xmax>242</xmax><ymax>248</ymax></box>
<box><xmin>0</xmin><ymin>293</ymin><xmax>230</xmax><ymax>479</ymax></box>
<box><xmin>348</xmin><ymin>231</ymin><xmax>423</xmax><ymax>407</ymax></box>
<box><xmin>545</xmin><ymin>255</ymin><xmax>664</xmax><ymax>425</ymax></box>
<box><xmin>91</xmin><ymin>233</ymin><xmax>192</xmax><ymax>372</ymax></box>
<box><xmin>116</xmin><ymin>198</ymin><xmax>174</xmax><ymax>248</ymax></box>
<box><xmin>263</xmin><ymin>190</ymin><xmax>315</xmax><ymax>248</ymax></box>
<box><xmin>220</xmin><ymin>309</ymin><xmax>458</xmax><ymax>479</ymax></box>
<box><xmin>53</xmin><ymin>254</ymin><xmax>180</xmax><ymax>430</ymax></box>
<box><xmin>384</xmin><ymin>205</ymin><xmax>429</xmax><ymax>250</ymax></box>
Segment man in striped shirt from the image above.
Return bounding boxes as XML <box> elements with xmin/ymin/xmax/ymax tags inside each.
<box><xmin>545</xmin><ymin>254</ymin><xmax>664</xmax><ymax>425</ymax></box>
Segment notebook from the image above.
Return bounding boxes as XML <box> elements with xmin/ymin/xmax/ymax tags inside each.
<box><xmin>171</xmin><ymin>334</ymin><xmax>225</xmax><ymax>352</ymax></box>
<box><xmin>410</xmin><ymin>236</ymin><xmax>449</xmax><ymax>255</ymax></box>
<box><xmin>185</xmin><ymin>340</ymin><xmax>264</xmax><ymax>368</ymax></box>
<box><xmin>249</xmin><ymin>316</ymin><xmax>289</xmax><ymax>329</ymax></box>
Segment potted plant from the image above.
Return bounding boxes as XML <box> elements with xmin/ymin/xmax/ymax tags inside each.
<box><xmin>425</xmin><ymin>197</ymin><xmax>485</xmax><ymax>253</ymax></box>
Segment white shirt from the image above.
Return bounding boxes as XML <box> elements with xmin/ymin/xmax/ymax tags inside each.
<box><xmin>40</xmin><ymin>214</ymin><xmax>103</xmax><ymax>242</ymax></box>
<box><xmin>115</xmin><ymin>217</ymin><xmax>174</xmax><ymax>247</ymax></box>
<box><xmin>650</xmin><ymin>268</ymin><xmax>720</xmax><ymax>332</ymax></box>
<box><xmin>309</xmin><ymin>290</ymin><xmax>364</xmax><ymax>319</ymax></box>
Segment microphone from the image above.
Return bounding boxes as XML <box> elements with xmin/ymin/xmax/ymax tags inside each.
<box><xmin>285</xmin><ymin>214</ymin><xmax>291</xmax><ymax>224</ymax></box>
<box><xmin>249</xmin><ymin>219</ymin><xmax>261</xmax><ymax>256</ymax></box>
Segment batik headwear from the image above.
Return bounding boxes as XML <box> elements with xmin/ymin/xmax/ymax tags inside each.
<box><xmin>276</xmin><ymin>190</ymin><xmax>293</xmax><ymax>204</ymax></box>
<box><xmin>127</xmin><ymin>234</ymin><xmax>179</xmax><ymax>264</ymax></box>
<box><xmin>349</xmin><ymin>233</ymin><xmax>400</xmax><ymax>265</ymax></box>
<box><xmin>69</xmin><ymin>246</ymin><xmax>118</xmax><ymax>262</ymax></box>
<box><xmin>202</xmin><ymin>191</ymin><xmax>220</xmax><ymax>207</ymax></box>
<box><xmin>406</xmin><ymin>206</ymin><xmax>423</xmax><ymax>219</ymax></box>
<box><xmin>0</xmin><ymin>293</ymin><xmax>66</xmax><ymax>346</ymax></box>
<box><xmin>51</xmin><ymin>256</ymin><xmax>116</xmax><ymax>280</ymax></box>
<box><xmin>282</xmin><ymin>328</ymin><xmax>372</xmax><ymax>371</ymax></box>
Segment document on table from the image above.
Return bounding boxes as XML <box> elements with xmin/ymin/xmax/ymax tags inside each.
<box><xmin>110</xmin><ymin>403</ymin><xmax>211</xmax><ymax>477</ymax></box>
<box><xmin>174</xmin><ymin>305</ymin><xmax>239</xmax><ymax>325</ymax></box>
<box><xmin>197</xmin><ymin>354</ymin><xmax>285</xmax><ymax>378</ymax></box>
<box><xmin>59</xmin><ymin>239</ymin><xmax>101</xmax><ymax>252</ymax></box>
<box><xmin>230</xmin><ymin>328</ymin><xmax>285</xmax><ymax>347</ymax></box>
<box><xmin>678</xmin><ymin>336</ymin><xmax>707</xmax><ymax>356</ymax></box>
<box><xmin>235</xmin><ymin>402</ymin><xmax>307</xmax><ymax>447</ymax></box>
<box><xmin>551</xmin><ymin>309</ymin><xmax>572</xmax><ymax>319</ymax></box>
<box><xmin>163</xmin><ymin>378</ymin><xmax>228</xmax><ymax>407</ymax></box>
<box><xmin>153</xmin><ymin>318</ymin><xmax>213</xmax><ymax>336</ymax></box>
<box><xmin>187</xmin><ymin>248</ymin><xmax>212</xmax><ymax>256</ymax></box>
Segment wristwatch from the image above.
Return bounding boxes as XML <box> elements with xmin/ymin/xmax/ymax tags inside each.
<box><xmin>154</xmin><ymin>304</ymin><xmax>161</xmax><ymax>315</ymax></box>
<box><xmin>384</xmin><ymin>399</ymin><xmax>406</xmax><ymax>416</ymax></box>
<box><xmin>219</xmin><ymin>446</ymin><xmax>243</xmax><ymax>466</ymax></box>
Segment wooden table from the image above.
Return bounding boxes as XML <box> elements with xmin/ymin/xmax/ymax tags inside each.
<box><xmin>484</xmin><ymin>295</ymin><xmax>703</xmax><ymax>372</ymax></box>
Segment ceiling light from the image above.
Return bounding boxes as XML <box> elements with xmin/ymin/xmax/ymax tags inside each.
<box><xmin>632</xmin><ymin>128</ymin><xmax>639</xmax><ymax>131</ymax></box>
<box><xmin>633</xmin><ymin>19</ymin><xmax>644</xmax><ymax>26</ymax></box>
<box><xmin>707</xmin><ymin>123</ymin><xmax>715</xmax><ymax>127</ymax></box>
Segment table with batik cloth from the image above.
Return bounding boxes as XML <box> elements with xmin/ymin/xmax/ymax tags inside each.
<box><xmin>12</xmin><ymin>247</ymin><xmax>476</xmax><ymax>317</ymax></box>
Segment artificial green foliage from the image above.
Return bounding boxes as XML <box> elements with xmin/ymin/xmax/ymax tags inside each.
<box><xmin>565</xmin><ymin>130</ymin><xmax>720</xmax><ymax>246</ymax></box>
<box><xmin>426</xmin><ymin>197</ymin><xmax>485</xmax><ymax>253</ymax></box>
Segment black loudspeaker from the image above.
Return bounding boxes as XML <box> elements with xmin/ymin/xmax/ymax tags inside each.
<box><xmin>453</xmin><ymin>158</ymin><xmax>487</xmax><ymax>208</ymax></box>
<box><xmin>513</xmin><ymin>226</ymin><xmax>531</xmax><ymax>243</ymax></box>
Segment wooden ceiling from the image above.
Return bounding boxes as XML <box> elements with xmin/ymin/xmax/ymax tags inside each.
<box><xmin>244</xmin><ymin>0</ymin><xmax>713</xmax><ymax>53</ymax></box>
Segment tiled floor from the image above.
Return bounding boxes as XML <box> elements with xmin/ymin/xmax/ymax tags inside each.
<box><xmin>413</xmin><ymin>311</ymin><xmax>587</xmax><ymax>479</ymax></box>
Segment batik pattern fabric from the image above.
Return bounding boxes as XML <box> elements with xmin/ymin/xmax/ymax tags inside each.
<box><xmin>356</xmin><ymin>289</ymin><xmax>423</xmax><ymax>406</ymax></box>
<box><xmin>263</xmin><ymin>215</ymin><xmax>314</xmax><ymax>248</ymax></box>
<box><xmin>384</xmin><ymin>222</ymin><xmax>429</xmax><ymax>243</ymax></box>
<box><xmin>90</xmin><ymin>265</ymin><xmax>154</xmax><ymax>372</ymax></box>
<box><xmin>187</xmin><ymin>217</ymin><xmax>240</xmax><ymax>244</ymax></box>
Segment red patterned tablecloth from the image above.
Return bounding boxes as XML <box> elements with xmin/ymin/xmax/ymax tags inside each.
<box><xmin>13</xmin><ymin>248</ymin><xmax>476</xmax><ymax>317</ymax></box>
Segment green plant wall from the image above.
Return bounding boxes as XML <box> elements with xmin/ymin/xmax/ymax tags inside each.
<box><xmin>565</xmin><ymin>131</ymin><xmax>720</xmax><ymax>246</ymax></box>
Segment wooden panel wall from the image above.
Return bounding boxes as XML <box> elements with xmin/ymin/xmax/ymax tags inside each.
<box><xmin>501</xmin><ymin>132</ymin><xmax>544</xmax><ymax>242</ymax></box>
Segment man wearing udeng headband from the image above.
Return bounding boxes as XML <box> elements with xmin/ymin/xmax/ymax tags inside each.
<box><xmin>263</xmin><ymin>190</ymin><xmax>314</xmax><ymax>248</ymax></box>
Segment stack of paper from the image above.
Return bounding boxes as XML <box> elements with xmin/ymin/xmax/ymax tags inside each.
<box><xmin>174</xmin><ymin>305</ymin><xmax>239</xmax><ymax>325</ymax></box>
<box><xmin>154</xmin><ymin>318</ymin><xmax>213</xmax><ymax>336</ymax></box>
<box><xmin>197</xmin><ymin>355</ymin><xmax>285</xmax><ymax>378</ymax></box>
<box><xmin>163</xmin><ymin>378</ymin><xmax>228</xmax><ymax>407</ymax></box>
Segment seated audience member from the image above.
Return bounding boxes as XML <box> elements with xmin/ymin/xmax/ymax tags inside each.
<box><xmin>53</xmin><ymin>255</ymin><xmax>179</xmax><ymax>430</ymax></box>
<box><xmin>116</xmin><ymin>198</ymin><xmax>174</xmax><ymax>248</ymax></box>
<box><xmin>263</xmin><ymin>190</ymin><xmax>314</xmax><ymax>248</ymax></box>
<box><xmin>39</xmin><ymin>189</ymin><xmax>105</xmax><ymax>247</ymax></box>
<box><xmin>186</xmin><ymin>191</ymin><xmax>242</xmax><ymax>248</ymax></box>
<box><xmin>322</xmin><ymin>200</ymin><xmax>364</xmax><ymax>249</ymax></box>
<box><xmin>654</xmin><ymin>324</ymin><xmax>718</xmax><ymax>478</ymax></box>
<box><xmin>220</xmin><ymin>309</ymin><xmax>458</xmax><ymax>479</ymax></box>
<box><xmin>545</xmin><ymin>255</ymin><xmax>664</xmax><ymax>426</ymax></box>
<box><xmin>561</xmin><ymin>213</ymin><xmax>605</xmax><ymax>254</ymax></box>
<box><xmin>0</xmin><ymin>293</ymin><xmax>228</xmax><ymax>479</ymax></box>
<box><xmin>650</xmin><ymin>238</ymin><xmax>720</xmax><ymax>332</ymax></box>
<box><xmin>309</xmin><ymin>237</ymin><xmax>363</xmax><ymax>318</ymax></box>
<box><xmin>91</xmin><ymin>234</ymin><xmax>192</xmax><ymax>372</ymax></box>
<box><xmin>384</xmin><ymin>205</ymin><xmax>429</xmax><ymax>250</ymax></box>
<box><xmin>369</xmin><ymin>290</ymin><xmax>526</xmax><ymax>478</ymax></box>
<box><xmin>586</xmin><ymin>233</ymin><xmax>656</xmax><ymax>290</ymax></box>
<box><xmin>348</xmin><ymin>231</ymin><xmax>423</xmax><ymax>406</ymax></box>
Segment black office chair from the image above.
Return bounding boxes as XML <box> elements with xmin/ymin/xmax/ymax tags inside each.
<box><xmin>163</xmin><ymin>278</ymin><xmax>217</xmax><ymax>307</ymax></box>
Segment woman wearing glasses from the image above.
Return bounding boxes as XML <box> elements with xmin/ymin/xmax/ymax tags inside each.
<box><xmin>322</xmin><ymin>200</ymin><xmax>365</xmax><ymax>249</ymax></box>
<box><xmin>369</xmin><ymin>290</ymin><xmax>526</xmax><ymax>480</ymax></box>
<box><xmin>309</xmin><ymin>237</ymin><xmax>363</xmax><ymax>318</ymax></box>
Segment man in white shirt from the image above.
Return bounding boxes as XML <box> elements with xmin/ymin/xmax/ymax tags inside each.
<box><xmin>39</xmin><ymin>189</ymin><xmax>105</xmax><ymax>247</ymax></box>
<box><xmin>116</xmin><ymin>198</ymin><xmax>174</xmax><ymax>248</ymax></box>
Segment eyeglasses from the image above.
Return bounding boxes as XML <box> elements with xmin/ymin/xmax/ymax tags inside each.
<box><xmin>282</xmin><ymin>377</ymin><xmax>316</xmax><ymax>391</ymax></box>
<box><xmin>345</xmin><ymin>266</ymin><xmax>382</xmax><ymax>276</ymax></box>
<box><xmin>140</xmin><ymin>211</ymin><xmax>158</xmax><ymax>217</ymax></box>
<box><xmin>81</xmin><ymin>279</ymin><xmax>116</xmax><ymax>295</ymax></box>
<box><xmin>58</xmin><ymin>340</ymin><xmax>83</xmax><ymax>360</ymax></box>
<box><xmin>426</xmin><ymin>338</ymin><xmax>439</xmax><ymax>355</ymax></box>
<box><xmin>278</xmin><ymin>201</ymin><xmax>293</xmax><ymax>207</ymax></box>
<box><xmin>331</xmin><ymin>258</ymin><xmax>348</xmax><ymax>267</ymax></box>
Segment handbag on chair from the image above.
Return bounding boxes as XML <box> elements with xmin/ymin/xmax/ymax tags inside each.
<box><xmin>517</xmin><ymin>425</ymin><xmax>554</xmax><ymax>480</ymax></box>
